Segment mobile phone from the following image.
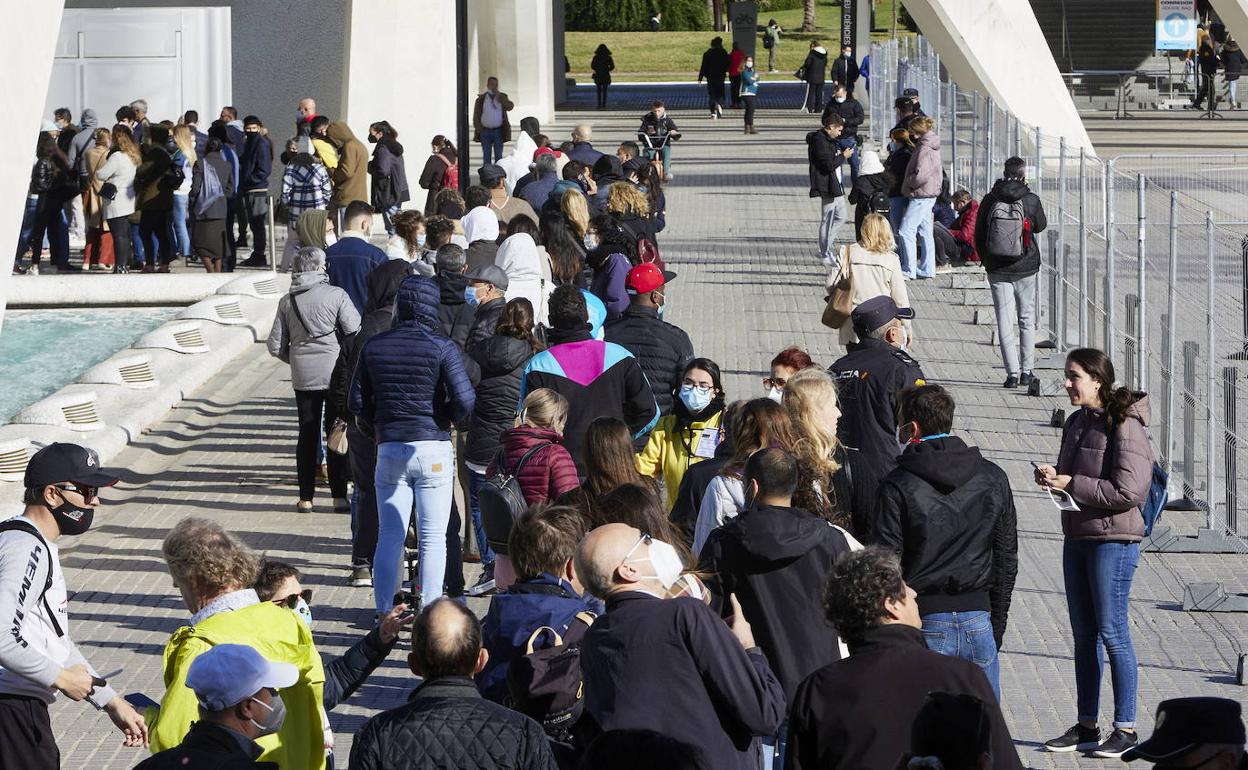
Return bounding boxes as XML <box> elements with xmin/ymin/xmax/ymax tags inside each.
<box><xmin>1030</xmin><ymin>461</ymin><xmax>1043</xmax><ymax>470</ymax></box>
<box><xmin>125</xmin><ymin>693</ymin><xmax>160</xmax><ymax>710</ymax></box>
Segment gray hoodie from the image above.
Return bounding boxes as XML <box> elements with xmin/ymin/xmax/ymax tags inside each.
<box><xmin>267</xmin><ymin>271</ymin><xmax>362</xmax><ymax>390</ymax></box>
<box><xmin>67</xmin><ymin>108</ymin><xmax>99</xmax><ymax>173</ymax></box>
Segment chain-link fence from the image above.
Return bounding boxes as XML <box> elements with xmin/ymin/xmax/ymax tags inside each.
<box><xmin>869</xmin><ymin>38</ymin><xmax>1248</xmax><ymax>546</ymax></box>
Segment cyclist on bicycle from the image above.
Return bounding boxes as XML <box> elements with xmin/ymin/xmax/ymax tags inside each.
<box><xmin>638</xmin><ymin>100</ymin><xmax>681</xmax><ymax>182</ymax></box>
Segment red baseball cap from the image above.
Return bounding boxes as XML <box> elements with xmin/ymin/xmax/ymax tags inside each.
<box><xmin>532</xmin><ymin>146</ymin><xmax>561</xmax><ymax>161</ymax></box>
<box><xmin>625</xmin><ymin>263</ymin><xmax>677</xmax><ymax>294</ymax></box>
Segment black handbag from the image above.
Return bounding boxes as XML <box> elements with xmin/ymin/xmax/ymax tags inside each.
<box><xmin>98</xmin><ymin>182</ymin><xmax>118</xmax><ymax>200</ymax></box>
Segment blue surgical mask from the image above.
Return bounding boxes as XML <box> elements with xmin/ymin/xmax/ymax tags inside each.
<box><xmin>680</xmin><ymin>385</ymin><xmax>713</xmax><ymax>412</ymax></box>
<box><xmin>416</xmin><ymin>232</ymin><xmax>427</xmax><ymax>248</ymax></box>
<box><xmin>293</xmin><ymin>597</ymin><xmax>313</xmax><ymax>628</ymax></box>
<box><xmin>464</xmin><ymin>286</ymin><xmax>480</xmax><ymax>307</ymax></box>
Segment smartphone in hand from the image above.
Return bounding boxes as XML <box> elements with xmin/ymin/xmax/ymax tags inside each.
<box><xmin>124</xmin><ymin>693</ymin><xmax>160</xmax><ymax>711</ymax></box>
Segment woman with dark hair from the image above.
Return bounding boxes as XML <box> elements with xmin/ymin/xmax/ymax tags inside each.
<box><xmin>638</xmin><ymin>358</ymin><xmax>727</xmax><ymax>513</ymax></box>
<box><xmin>189</xmin><ymin>136</ymin><xmax>237</xmax><ymax>272</ymax></box>
<box><xmin>585</xmin><ymin>214</ymin><xmax>636</xmax><ymax>321</ymax></box>
<box><xmin>592</xmin><ymin>483</ymin><xmax>694</xmax><ymax>567</ymax></box>
<box><xmin>539</xmin><ymin>209</ymin><xmax>586</xmax><ymax>287</ymax></box>
<box><xmin>591</xmin><ymin>44</ymin><xmax>615</xmax><ymax>109</ymax></box>
<box><xmin>434</xmin><ymin>187</ymin><xmax>465</xmax><ymax>220</ymax></box>
<box><xmin>763</xmin><ymin>346</ymin><xmax>816</xmax><ymax>401</ymax></box>
<box><xmin>28</xmin><ymin>132</ymin><xmax>78</xmax><ymax>272</ymax></box>
<box><xmin>418</xmin><ymin>134</ymin><xmax>458</xmax><ymax>215</ymax></box>
<box><xmin>559</xmin><ymin>417</ymin><xmax>656</xmax><ymax>522</ymax></box>
<box><xmin>367</xmin><ymin>120</ymin><xmax>409</xmax><ymax>236</ymax></box>
<box><xmin>638</xmin><ymin>162</ymin><xmax>667</xmax><ymax>234</ymax></box>
<box><xmin>1035</xmin><ymin>347</ymin><xmax>1152</xmax><ymax>758</ymax></box>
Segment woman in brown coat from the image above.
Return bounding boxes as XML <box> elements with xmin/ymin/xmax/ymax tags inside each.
<box><xmin>82</xmin><ymin>128</ymin><xmax>112</xmax><ymax>269</ymax></box>
<box><xmin>1034</xmin><ymin>347</ymin><xmax>1152</xmax><ymax>758</ymax></box>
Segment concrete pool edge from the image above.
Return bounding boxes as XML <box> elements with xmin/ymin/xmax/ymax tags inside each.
<box><xmin>3</xmin><ymin>271</ymin><xmax>277</xmax><ymax>309</ymax></box>
<box><xmin>0</xmin><ymin>273</ymin><xmax>289</xmax><ymax>504</ymax></box>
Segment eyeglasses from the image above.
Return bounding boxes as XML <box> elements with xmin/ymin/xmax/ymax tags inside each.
<box><xmin>762</xmin><ymin>376</ymin><xmax>787</xmax><ymax>389</ymax></box>
<box><xmin>274</xmin><ymin>589</ymin><xmax>313</xmax><ymax>609</ymax></box>
<box><xmin>681</xmin><ymin>379</ymin><xmax>713</xmax><ymax>393</ymax></box>
<box><xmin>617</xmin><ymin>532</ymin><xmax>653</xmax><ymax>571</ymax></box>
<box><xmin>54</xmin><ymin>483</ymin><xmax>98</xmax><ymax>500</ymax></box>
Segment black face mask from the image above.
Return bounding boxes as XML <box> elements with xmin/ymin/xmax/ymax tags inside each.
<box><xmin>50</xmin><ymin>490</ymin><xmax>94</xmax><ymax>536</ymax></box>
<box><xmin>368</xmin><ymin>135</ymin><xmax>378</xmax><ymax>144</ymax></box>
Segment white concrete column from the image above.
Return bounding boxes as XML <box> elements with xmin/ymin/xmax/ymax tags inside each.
<box><xmin>469</xmin><ymin>0</ymin><xmax>556</xmax><ymax>129</ymax></box>
<box><xmin>0</xmin><ymin>1</ymin><xmax>66</xmax><ymax>330</ymax></box>
<box><xmin>343</xmin><ymin>0</ymin><xmax>458</xmax><ymax>172</ymax></box>
<box><xmin>903</xmin><ymin>0</ymin><xmax>1093</xmax><ymax>153</ymax></box>
<box><xmin>1210</xmin><ymin>0</ymin><xmax>1248</xmax><ymax>45</ymax></box>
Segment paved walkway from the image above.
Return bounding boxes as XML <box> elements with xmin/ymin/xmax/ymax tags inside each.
<box><xmin>48</xmin><ymin>95</ymin><xmax>1247</xmax><ymax>769</ymax></box>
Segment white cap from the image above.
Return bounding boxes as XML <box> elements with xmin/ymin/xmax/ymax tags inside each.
<box><xmin>186</xmin><ymin>644</ymin><xmax>299</xmax><ymax>711</ymax></box>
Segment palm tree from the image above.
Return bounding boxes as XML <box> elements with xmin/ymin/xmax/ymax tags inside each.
<box><xmin>802</xmin><ymin>0</ymin><xmax>817</xmax><ymax>32</ymax></box>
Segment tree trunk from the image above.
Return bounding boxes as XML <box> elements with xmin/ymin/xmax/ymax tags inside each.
<box><xmin>802</xmin><ymin>0</ymin><xmax>817</xmax><ymax>33</ymax></box>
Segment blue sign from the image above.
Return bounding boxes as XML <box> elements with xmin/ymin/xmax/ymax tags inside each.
<box><xmin>1156</xmin><ymin>0</ymin><xmax>1196</xmax><ymax>50</ymax></box>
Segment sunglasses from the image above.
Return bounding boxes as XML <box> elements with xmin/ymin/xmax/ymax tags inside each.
<box><xmin>274</xmin><ymin>589</ymin><xmax>313</xmax><ymax>609</ymax></box>
<box><xmin>762</xmin><ymin>376</ymin><xmax>787</xmax><ymax>389</ymax></box>
<box><xmin>54</xmin><ymin>483</ymin><xmax>99</xmax><ymax>500</ymax></box>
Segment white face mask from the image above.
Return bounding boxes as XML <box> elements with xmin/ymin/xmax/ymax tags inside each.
<box><xmin>583</xmin><ymin>234</ymin><xmax>600</xmax><ymax>251</ymax></box>
<box><xmin>834</xmin><ymin>96</ymin><xmax>847</xmax><ymax>103</ymax></box>
<box><xmin>624</xmin><ymin>536</ymin><xmax>684</xmax><ymax>590</ymax></box>
<box><xmin>767</xmin><ymin>386</ymin><xmax>783</xmax><ymax>403</ymax></box>
<box><xmin>324</xmin><ymin>232</ymin><xmax>338</xmax><ymax>247</ymax></box>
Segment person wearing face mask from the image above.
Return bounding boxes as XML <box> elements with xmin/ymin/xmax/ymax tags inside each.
<box><xmin>136</xmin><ymin>644</ymin><xmax>296</xmax><ymax>770</ymax></box>
<box><xmin>831</xmin><ymin>44</ymin><xmax>860</xmax><ymax>97</ymax></box>
<box><xmin>366</xmin><ymin>120</ymin><xmax>410</xmax><ymax>237</ymax></box>
<box><xmin>604</xmin><ymin>263</ymin><xmax>692</xmax><ymax>416</ymax></box>
<box><xmin>740</xmin><ymin>55</ymin><xmax>760</xmax><ymax>134</ymax></box>
<box><xmin>576</xmin><ymin>523</ymin><xmax>785</xmax><ymax>770</ymax></box>
<box><xmin>635</xmin><ymin>357</ymin><xmax>724</xmax><ymax>511</ymax></box>
<box><xmin>584</xmin><ymin>215</ymin><xmax>636</xmax><ymax>321</ymax></box>
<box><xmin>763</xmin><ymin>345</ymin><xmax>816</xmax><ymax>402</ymax></box>
<box><xmin>0</xmin><ymin>444</ymin><xmax>149</xmax><ymax>767</ymax></box>
<box><xmin>149</xmin><ymin>518</ymin><xmax>326</xmax><ymax>768</ymax></box>
<box><xmin>280</xmin><ymin>139</ymin><xmax>332</xmax><ymax>271</ymax></box>
<box><xmin>822</xmin><ymin>83</ymin><xmax>864</xmax><ymax>183</ymax></box>
<box><xmin>638</xmin><ymin>100</ymin><xmax>680</xmax><ymax>181</ymax></box>
<box><xmin>462</xmin><ymin>263</ymin><xmax>509</xmax><ymax>350</ymax></box>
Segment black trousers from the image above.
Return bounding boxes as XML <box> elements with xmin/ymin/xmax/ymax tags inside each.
<box><xmin>729</xmin><ymin>73</ymin><xmax>743</xmax><ymax>105</ymax></box>
<box><xmin>246</xmin><ymin>191</ymin><xmax>268</xmax><ymax>260</ymax></box>
<box><xmin>0</xmin><ymin>695</ymin><xmax>59</xmax><ymax>770</ymax></box>
<box><xmin>107</xmin><ymin>216</ymin><xmax>134</xmax><ymax>268</ymax></box>
<box><xmin>294</xmin><ymin>389</ymin><xmax>349</xmax><ymax>501</ymax></box>
<box><xmin>743</xmin><ymin>95</ymin><xmax>757</xmax><ymax>126</ymax></box>
<box><xmin>595</xmin><ymin>82</ymin><xmax>609</xmax><ymax>108</ymax></box>
<box><xmin>707</xmin><ymin>79</ymin><xmax>726</xmax><ymax>112</ymax></box>
<box><xmin>805</xmin><ymin>82</ymin><xmax>826</xmax><ymax>112</ymax></box>
<box><xmin>934</xmin><ymin>221</ymin><xmax>957</xmax><ymax>266</ymax></box>
<box><xmin>347</xmin><ymin>424</ymin><xmax>378</xmax><ymax>566</ymax></box>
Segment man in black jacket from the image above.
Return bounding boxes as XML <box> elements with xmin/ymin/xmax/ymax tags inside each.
<box><xmin>822</xmin><ymin>83</ymin><xmax>864</xmax><ymax>183</ymax></box>
<box><xmin>604</xmin><ymin>264</ymin><xmax>694</xmax><ymax>417</ymax></box>
<box><xmin>807</xmin><ymin>112</ymin><xmax>854</xmax><ymax>267</ymax></box>
<box><xmin>434</xmin><ymin>244</ymin><xmax>476</xmax><ymax>353</ymax></box>
<box><xmin>463</xmin><ymin>264</ymin><xmax>508</xmax><ymax>352</ymax></box>
<box><xmin>831</xmin><ymin>45</ymin><xmax>860</xmax><ymax>96</ymax></box>
<box><xmin>697</xmin><ymin>37</ymin><xmax>732</xmax><ymax>118</ymax></box>
<box><xmin>975</xmin><ymin>156</ymin><xmax>1048</xmax><ymax>389</ymax></box>
<box><xmin>577</xmin><ymin>522</ymin><xmax>785</xmax><ymax>770</ymax></box>
<box><xmin>786</xmin><ymin>548</ymin><xmax>1022</xmax><ymax>770</ymax></box>
<box><xmin>348</xmin><ymin>599</ymin><xmax>556</xmax><ymax>770</ymax></box>
<box><xmin>871</xmin><ymin>384</ymin><xmax>1018</xmax><ymax>700</ymax></box>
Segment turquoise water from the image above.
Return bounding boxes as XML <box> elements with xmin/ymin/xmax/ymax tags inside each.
<box><xmin>0</xmin><ymin>307</ymin><xmax>181</xmax><ymax>424</ymax></box>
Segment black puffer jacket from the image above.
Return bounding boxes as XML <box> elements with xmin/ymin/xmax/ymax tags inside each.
<box><xmin>348</xmin><ymin>676</ymin><xmax>557</xmax><ymax>770</ymax></box>
<box><xmin>466</xmin><ymin>333</ymin><xmax>534</xmax><ymax>466</ymax></box>
<box><xmin>872</xmin><ymin>436</ymin><xmax>1019</xmax><ymax>647</ymax></box>
<box><xmin>885</xmin><ymin>147</ymin><xmax>912</xmax><ymax>197</ymax></box>
<box><xmin>848</xmin><ymin>171</ymin><xmax>892</xmax><ymax>241</ymax></box>
<box><xmin>466</xmin><ymin>296</ymin><xmax>507</xmax><ymax>351</ymax></box>
<box><xmin>437</xmin><ymin>269</ymin><xmax>476</xmax><ymax>351</ymax></box>
<box><xmin>603</xmin><ymin>305</ymin><xmax>694</xmax><ymax>416</ymax></box>
<box><xmin>330</xmin><ymin>259</ymin><xmax>408</xmax><ymax>428</ymax></box>
<box><xmin>806</xmin><ymin>129</ymin><xmax>844</xmax><ymax>199</ymax></box>
<box><xmin>975</xmin><ymin>178</ymin><xmax>1047</xmax><ymax>280</ymax></box>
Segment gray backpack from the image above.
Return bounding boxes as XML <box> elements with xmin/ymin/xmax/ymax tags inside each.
<box><xmin>194</xmin><ymin>160</ymin><xmax>224</xmax><ymax>217</ymax></box>
<box><xmin>985</xmin><ymin>199</ymin><xmax>1026</xmax><ymax>259</ymax></box>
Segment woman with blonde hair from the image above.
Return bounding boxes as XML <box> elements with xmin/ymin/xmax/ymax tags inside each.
<box><xmin>82</xmin><ymin>128</ymin><xmax>113</xmax><ymax>269</ymax></box>
<box><xmin>606</xmin><ymin>183</ymin><xmax>659</xmax><ymax>261</ymax></box>
<box><xmin>560</xmin><ymin>187</ymin><xmax>590</xmax><ymax>238</ymax></box>
<box><xmin>171</xmin><ymin>124</ymin><xmax>198</xmax><ymax>261</ymax></box>
<box><xmin>95</xmin><ymin>125</ymin><xmax>141</xmax><ymax>272</ymax></box>
<box><xmin>830</xmin><ymin>211</ymin><xmax>912</xmax><ymax>347</ymax></box>
<box><xmin>783</xmin><ymin>367</ymin><xmax>868</xmax><ymax>535</ymax></box>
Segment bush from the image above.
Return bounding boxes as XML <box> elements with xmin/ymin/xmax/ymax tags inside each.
<box><xmin>758</xmin><ymin>0</ymin><xmax>804</xmax><ymax>10</ymax></box>
<box><xmin>566</xmin><ymin>0</ymin><xmax>709</xmax><ymax>31</ymax></box>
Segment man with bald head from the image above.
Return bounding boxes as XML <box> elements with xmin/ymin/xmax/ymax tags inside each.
<box><xmin>296</xmin><ymin>98</ymin><xmax>318</xmax><ymax>137</ymax></box>
<box><xmin>576</xmin><ymin>524</ymin><xmax>785</xmax><ymax>770</ymax></box>
<box><xmin>348</xmin><ymin>599</ymin><xmax>556</xmax><ymax>770</ymax></box>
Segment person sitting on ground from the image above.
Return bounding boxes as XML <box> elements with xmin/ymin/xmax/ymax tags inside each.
<box><xmin>872</xmin><ymin>384</ymin><xmax>1019</xmax><ymax>699</ymax></box>
<box><xmin>519</xmin><ymin>286</ymin><xmax>658</xmax><ymax>471</ymax></box>
<box><xmin>476</xmin><ymin>504</ymin><xmax>599</xmax><ymax>705</ymax></box>
<box><xmin>558</xmin><ymin>416</ymin><xmax>659</xmax><ymax>523</ymax></box>
<box><xmin>148</xmin><ymin>518</ymin><xmax>327</xmax><ymax>768</ymax></box>
<box><xmin>577</xmin><ymin>523</ymin><xmax>785</xmax><ymax>770</ymax></box>
<box><xmin>603</xmin><ymin>263</ymin><xmax>692</xmax><ymax>416</ymax></box>
<box><xmin>325</xmin><ymin>200</ymin><xmax>387</xmax><ymax>315</ymax></box>
<box><xmin>785</xmin><ymin>547</ymin><xmax>1022</xmax><ymax>770</ymax></box>
<box><xmin>948</xmin><ymin>188</ymin><xmax>980</xmax><ymax>264</ymax></box>
<box><xmin>135</xmin><ymin>644</ymin><xmax>298</xmax><ymax>770</ymax></box>
<box><xmin>830</xmin><ymin>212</ymin><xmax>910</xmax><ymax>349</ymax></box>
<box><xmin>699</xmin><ymin>448</ymin><xmax>862</xmax><ymax>765</ymax></box>
<box><xmin>636</xmin><ymin>358</ymin><xmax>726</xmax><ymax>512</ymax></box>
<box><xmin>348</xmin><ymin>599</ymin><xmax>557</xmax><ymax>770</ymax></box>
<box><xmin>1122</xmin><ymin>697</ymin><xmax>1245</xmax><ymax>768</ymax></box>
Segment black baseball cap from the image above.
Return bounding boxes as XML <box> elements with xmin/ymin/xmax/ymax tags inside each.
<box><xmin>851</xmin><ymin>295</ymin><xmax>915</xmax><ymax>334</ymax></box>
<box><xmin>24</xmin><ymin>443</ymin><xmax>119</xmax><ymax>488</ymax></box>
<box><xmin>1124</xmin><ymin>698</ymin><xmax>1245</xmax><ymax>761</ymax></box>
<box><xmin>478</xmin><ymin>164</ymin><xmax>506</xmax><ymax>185</ymax></box>
<box><xmin>902</xmin><ymin>87</ymin><xmax>920</xmax><ymax>98</ymax></box>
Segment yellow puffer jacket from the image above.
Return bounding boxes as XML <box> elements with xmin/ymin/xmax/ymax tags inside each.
<box><xmin>147</xmin><ymin>601</ymin><xmax>327</xmax><ymax>769</ymax></box>
<box><xmin>637</xmin><ymin>410</ymin><xmax>724</xmax><ymax>512</ymax></box>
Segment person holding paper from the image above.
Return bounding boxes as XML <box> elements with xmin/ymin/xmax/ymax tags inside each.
<box><xmin>1033</xmin><ymin>347</ymin><xmax>1154</xmax><ymax>759</ymax></box>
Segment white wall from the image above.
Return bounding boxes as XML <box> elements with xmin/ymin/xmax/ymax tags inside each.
<box><xmin>469</xmin><ymin>0</ymin><xmax>556</xmax><ymax>130</ymax></box>
<box><xmin>904</xmin><ymin>0</ymin><xmax>1094</xmax><ymax>153</ymax></box>
<box><xmin>1210</xmin><ymin>0</ymin><xmax>1248</xmax><ymax>45</ymax></box>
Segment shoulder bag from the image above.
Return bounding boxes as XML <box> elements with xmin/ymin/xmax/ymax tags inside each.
<box><xmin>821</xmin><ymin>244</ymin><xmax>854</xmax><ymax>329</ymax></box>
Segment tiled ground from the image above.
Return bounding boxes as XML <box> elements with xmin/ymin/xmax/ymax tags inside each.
<box><xmin>48</xmin><ymin>91</ymin><xmax>1247</xmax><ymax>769</ymax></box>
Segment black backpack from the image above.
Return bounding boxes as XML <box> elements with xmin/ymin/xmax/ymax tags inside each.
<box><xmin>506</xmin><ymin>610</ymin><xmax>597</xmax><ymax>742</ymax></box>
<box><xmin>0</xmin><ymin>519</ymin><xmax>64</xmax><ymax>637</ymax></box>
<box><xmin>478</xmin><ymin>443</ymin><xmax>552</xmax><ymax>555</ymax></box>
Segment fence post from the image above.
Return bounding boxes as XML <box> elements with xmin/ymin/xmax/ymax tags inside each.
<box><xmin>970</xmin><ymin>91</ymin><xmax>980</xmax><ymax>195</ymax></box>
<box><xmin>949</xmin><ymin>83</ymin><xmax>959</xmax><ymax>190</ymax></box>
<box><xmin>1224</xmin><ymin>366</ymin><xmax>1238</xmax><ymax>533</ymax></box>
<box><xmin>1034</xmin><ymin>127</ymin><xmax>1046</xmax><ymax>343</ymax></box>
<box><xmin>1125</xmin><ymin>294</ymin><xmax>1139</xmax><ymax>386</ymax></box>
<box><xmin>1181</xmin><ymin>341</ymin><xmax>1199</xmax><ymax>503</ymax></box>
<box><xmin>985</xmin><ymin>96</ymin><xmax>994</xmax><ymax>185</ymax></box>
<box><xmin>266</xmin><ymin>195</ymin><xmax>277</xmax><ymax>275</ymax></box>
<box><xmin>1078</xmin><ymin>147</ymin><xmax>1088</xmax><ymax>346</ymax></box>
<box><xmin>1056</xmin><ymin>137</ymin><xmax>1067</xmax><ymax>345</ymax></box>
<box><xmin>1032</xmin><ymin>126</ymin><xmax>1043</xmax><ymax>196</ymax></box>
<box><xmin>1136</xmin><ymin>173</ymin><xmax>1148</xmax><ymax>391</ymax></box>
<box><xmin>1104</xmin><ymin>164</ymin><xmax>1116</xmax><ymax>364</ymax></box>
<box><xmin>1205</xmin><ymin>211</ymin><xmax>1217</xmax><ymax>531</ymax></box>
<box><xmin>1012</xmin><ymin>114</ymin><xmax>1023</xmax><ymax>159</ymax></box>
<box><xmin>1165</xmin><ymin>191</ymin><xmax>1179</xmax><ymax>478</ymax></box>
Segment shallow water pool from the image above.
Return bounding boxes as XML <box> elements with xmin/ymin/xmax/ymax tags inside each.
<box><xmin>0</xmin><ymin>307</ymin><xmax>181</xmax><ymax>424</ymax></box>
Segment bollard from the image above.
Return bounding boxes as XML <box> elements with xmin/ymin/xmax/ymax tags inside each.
<box><xmin>266</xmin><ymin>195</ymin><xmax>277</xmax><ymax>274</ymax></box>
<box><xmin>1124</xmin><ymin>293</ymin><xmax>1139</xmax><ymax>388</ymax></box>
<box><xmin>1104</xmin><ymin>165</ymin><xmax>1116</xmax><ymax>365</ymax></box>
<box><xmin>1205</xmin><ymin>211</ymin><xmax>1217</xmax><ymax>531</ymax></box>
<box><xmin>1136</xmin><ymin>174</ymin><xmax>1148</xmax><ymax>388</ymax></box>
<box><xmin>1077</xmin><ymin>148</ymin><xmax>1088</xmax><ymax>346</ymax></box>
<box><xmin>970</xmin><ymin>91</ymin><xmax>981</xmax><ymax>195</ymax></box>
<box><xmin>1223</xmin><ymin>367</ymin><xmax>1238</xmax><ymax>533</ymax></box>
<box><xmin>1233</xmin><ymin>233</ymin><xmax>1248</xmax><ymax>360</ymax></box>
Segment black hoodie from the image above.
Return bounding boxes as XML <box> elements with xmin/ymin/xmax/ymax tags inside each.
<box><xmin>974</xmin><ymin>177</ymin><xmax>1047</xmax><ymax>279</ymax></box>
<box><xmin>699</xmin><ymin>504</ymin><xmax>858</xmax><ymax>705</ymax></box>
<box><xmin>871</xmin><ymin>436</ymin><xmax>1018</xmax><ymax>646</ymax></box>
<box><xmin>369</xmin><ymin>136</ymin><xmax>410</xmax><ymax>210</ymax></box>
<box><xmin>465</xmin><ymin>333</ymin><xmax>535</xmax><ymax>466</ymax></box>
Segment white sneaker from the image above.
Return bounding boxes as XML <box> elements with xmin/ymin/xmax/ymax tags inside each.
<box><xmin>28</xmin><ymin>263</ymin><xmax>39</xmax><ymax>276</ymax></box>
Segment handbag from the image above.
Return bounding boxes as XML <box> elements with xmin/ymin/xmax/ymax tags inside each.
<box><xmin>327</xmin><ymin>418</ymin><xmax>349</xmax><ymax>455</ymax></box>
<box><xmin>99</xmin><ymin>182</ymin><xmax>118</xmax><ymax>200</ymax></box>
<box><xmin>821</xmin><ymin>245</ymin><xmax>854</xmax><ymax>330</ymax></box>
<box><xmin>795</xmin><ymin>65</ymin><xmax>807</xmax><ymax>81</ymax></box>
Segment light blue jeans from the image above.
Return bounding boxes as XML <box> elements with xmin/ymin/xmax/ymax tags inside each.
<box><xmin>373</xmin><ymin>440</ymin><xmax>454</xmax><ymax>613</ymax></box>
<box><xmin>922</xmin><ymin>610</ymin><xmax>1001</xmax><ymax>701</ymax></box>
<box><xmin>170</xmin><ymin>193</ymin><xmax>191</xmax><ymax>256</ymax></box>
<box><xmin>898</xmin><ymin>195</ymin><xmax>936</xmax><ymax>278</ymax></box>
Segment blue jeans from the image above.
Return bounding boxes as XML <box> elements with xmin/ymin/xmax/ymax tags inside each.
<box><xmin>170</xmin><ymin>194</ymin><xmax>191</xmax><ymax>256</ymax></box>
<box><xmin>130</xmin><ymin>221</ymin><xmax>146</xmax><ymax>265</ymax></box>
<box><xmin>1063</xmin><ymin>539</ymin><xmax>1140</xmax><ymax>729</ymax></box>
<box><xmin>480</xmin><ymin>128</ymin><xmax>504</xmax><ymax>166</ymax></box>
<box><xmin>922</xmin><ymin>611</ymin><xmax>1001</xmax><ymax>701</ymax></box>
<box><xmin>465</xmin><ymin>467</ymin><xmax>495</xmax><ymax>567</ymax></box>
<box><xmin>898</xmin><ymin>196</ymin><xmax>937</xmax><ymax>278</ymax></box>
<box><xmin>836</xmin><ymin>136</ymin><xmax>861</xmax><ymax>186</ymax></box>
<box><xmin>374</xmin><ymin>440</ymin><xmax>454</xmax><ymax>613</ymax></box>
<box><xmin>381</xmin><ymin>204</ymin><xmax>401</xmax><ymax>237</ymax></box>
<box><xmin>760</xmin><ymin>718</ymin><xmax>788</xmax><ymax>769</ymax></box>
<box><xmin>15</xmin><ymin>197</ymin><xmax>38</xmax><ymax>262</ymax></box>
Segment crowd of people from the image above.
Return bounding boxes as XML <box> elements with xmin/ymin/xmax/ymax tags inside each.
<box><xmin>1</xmin><ymin>74</ymin><xmax>1241</xmax><ymax>770</ymax></box>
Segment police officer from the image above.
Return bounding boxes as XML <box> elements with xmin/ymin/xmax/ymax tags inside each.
<box><xmin>829</xmin><ymin>295</ymin><xmax>925</xmax><ymax>515</ymax></box>
<box><xmin>1123</xmin><ymin>697</ymin><xmax>1245</xmax><ymax>769</ymax></box>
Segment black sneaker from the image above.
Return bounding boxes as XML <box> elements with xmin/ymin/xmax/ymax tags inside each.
<box><xmin>1091</xmin><ymin>729</ymin><xmax>1138</xmax><ymax>758</ymax></box>
<box><xmin>1044</xmin><ymin>723</ymin><xmax>1101</xmax><ymax>753</ymax></box>
<box><xmin>1003</xmin><ymin>375</ymin><xmax>1020</xmax><ymax>389</ymax></box>
<box><xmin>1019</xmin><ymin>371</ymin><xmax>1035</xmax><ymax>388</ymax></box>
<box><xmin>466</xmin><ymin>562</ymin><xmax>496</xmax><ymax>597</ymax></box>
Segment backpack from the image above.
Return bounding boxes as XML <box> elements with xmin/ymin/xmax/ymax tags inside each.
<box><xmin>868</xmin><ymin>189</ymin><xmax>891</xmax><ymax>216</ymax></box>
<box><xmin>478</xmin><ymin>443</ymin><xmax>552</xmax><ymax>554</ymax></box>
<box><xmin>637</xmin><ymin>236</ymin><xmax>662</xmax><ymax>267</ymax></box>
<box><xmin>439</xmin><ymin>154</ymin><xmax>459</xmax><ymax>191</ymax></box>
<box><xmin>1141</xmin><ymin>462</ymin><xmax>1168</xmax><ymax>537</ymax></box>
<box><xmin>194</xmin><ymin>160</ymin><xmax>225</xmax><ymax>218</ymax></box>
<box><xmin>506</xmin><ymin>610</ymin><xmax>597</xmax><ymax>742</ymax></box>
<box><xmin>985</xmin><ymin>199</ymin><xmax>1026</xmax><ymax>259</ymax></box>
<box><xmin>0</xmin><ymin>519</ymin><xmax>65</xmax><ymax>638</ymax></box>
<box><xmin>763</xmin><ymin>31</ymin><xmax>775</xmax><ymax>49</ymax></box>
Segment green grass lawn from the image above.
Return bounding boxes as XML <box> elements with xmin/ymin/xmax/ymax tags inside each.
<box><xmin>565</xmin><ymin>0</ymin><xmax>909</xmax><ymax>81</ymax></box>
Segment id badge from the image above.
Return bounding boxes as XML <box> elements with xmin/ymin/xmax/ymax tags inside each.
<box><xmin>694</xmin><ymin>427</ymin><xmax>721</xmax><ymax>459</ymax></box>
